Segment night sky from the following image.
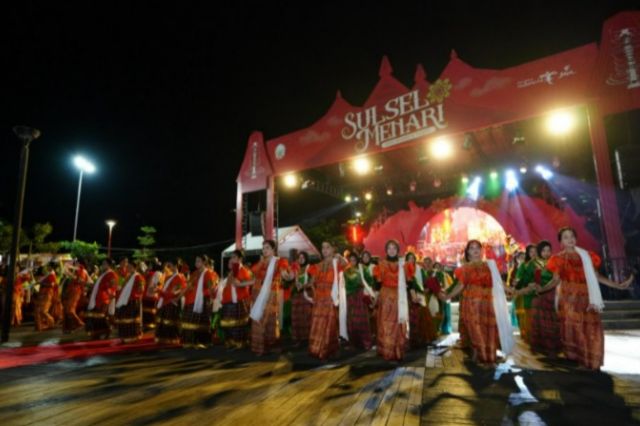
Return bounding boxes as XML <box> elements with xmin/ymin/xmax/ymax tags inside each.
<box><xmin>2</xmin><ymin>2</ymin><xmax>637</xmax><ymax>257</ymax></box>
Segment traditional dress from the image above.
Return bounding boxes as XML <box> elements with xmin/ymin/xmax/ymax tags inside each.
<box><xmin>374</xmin><ymin>259</ymin><xmax>410</xmax><ymax>361</ymax></box>
<box><xmin>181</xmin><ymin>268</ymin><xmax>218</xmax><ymax>347</ymax></box>
<box><xmin>155</xmin><ymin>272</ymin><xmax>187</xmax><ymax>344</ymax></box>
<box><xmin>547</xmin><ymin>251</ymin><xmax>604</xmax><ymax>369</ymax></box>
<box><xmin>142</xmin><ymin>270</ymin><xmax>163</xmax><ymax>331</ymax></box>
<box><xmin>454</xmin><ymin>262</ymin><xmax>499</xmax><ymax>364</ymax></box>
<box><xmin>436</xmin><ymin>270</ymin><xmax>454</xmax><ymax>334</ymax></box>
<box><xmin>343</xmin><ymin>265</ymin><xmax>373</xmax><ymax>350</ymax></box>
<box><xmin>250</xmin><ymin>257</ymin><xmax>290</xmax><ymax>355</ymax></box>
<box><xmin>115</xmin><ymin>272</ymin><xmax>144</xmax><ymax>342</ymax></box>
<box><xmin>35</xmin><ymin>270</ymin><xmax>57</xmax><ymax>331</ymax></box>
<box><xmin>217</xmin><ymin>264</ymin><xmax>253</xmax><ymax>349</ymax></box>
<box><xmin>308</xmin><ymin>259</ymin><xmax>342</xmax><ymax>359</ymax></box>
<box><xmin>515</xmin><ymin>261</ymin><xmax>535</xmax><ymax>342</ymax></box>
<box><xmin>529</xmin><ymin>258</ymin><xmax>561</xmax><ymax>356</ymax></box>
<box><xmin>63</xmin><ymin>266</ymin><xmax>88</xmax><ymax>333</ymax></box>
<box><xmin>12</xmin><ymin>272</ymin><xmax>31</xmax><ymax>326</ymax></box>
<box><xmin>290</xmin><ymin>263</ymin><xmax>316</xmax><ymax>344</ymax></box>
<box><xmin>85</xmin><ymin>270</ymin><xmax>118</xmax><ymax>339</ymax></box>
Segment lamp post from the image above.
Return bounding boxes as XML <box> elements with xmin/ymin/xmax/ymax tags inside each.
<box><xmin>2</xmin><ymin>126</ymin><xmax>41</xmax><ymax>343</ymax></box>
<box><xmin>72</xmin><ymin>155</ymin><xmax>95</xmax><ymax>241</ymax></box>
<box><xmin>106</xmin><ymin>220</ymin><xmax>116</xmax><ymax>258</ymax></box>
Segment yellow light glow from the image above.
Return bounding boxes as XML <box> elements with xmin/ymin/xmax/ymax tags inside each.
<box><xmin>430</xmin><ymin>138</ymin><xmax>453</xmax><ymax>159</ymax></box>
<box><xmin>344</xmin><ymin>195</ymin><xmax>352</xmax><ymax>203</ymax></box>
<box><xmin>353</xmin><ymin>157</ymin><xmax>372</xmax><ymax>175</ymax></box>
<box><xmin>364</xmin><ymin>192</ymin><xmax>373</xmax><ymax>201</ymax></box>
<box><xmin>547</xmin><ymin>110</ymin><xmax>575</xmax><ymax>135</ymax></box>
<box><xmin>283</xmin><ymin>174</ymin><xmax>298</xmax><ymax>188</ymax></box>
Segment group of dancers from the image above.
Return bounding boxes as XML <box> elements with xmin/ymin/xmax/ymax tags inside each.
<box><xmin>2</xmin><ymin>226</ymin><xmax>633</xmax><ymax>370</ymax></box>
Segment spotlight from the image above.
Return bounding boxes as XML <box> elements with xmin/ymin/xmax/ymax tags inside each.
<box><xmin>535</xmin><ymin>165</ymin><xmax>554</xmax><ymax>180</ymax></box>
<box><xmin>430</xmin><ymin>137</ymin><xmax>453</xmax><ymax>159</ymax></box>
<box><xmin>344</xmin><ymin>195</ymin><xmax>352</xmax><ymax>203</ymax></box>
<box><xmin>353</xmin><ymin>157</ymin><xmax>372</xmax><ymax>175</ymax></box>
<box><xmin>462</xmin><ymin>133</ymin><xmax>474</xmax><ymax>150</ymax></box>
<box><xmin>386</xmin><ymin>187</ymin><xmax>393</xmax><ymax>196</ymax></box>
<box><xmin>490</xmin><ymin>171</ymin><xmax>498</xmax><ymax>180</ymax></box>
<box><xmin>461</xmin><ymin>175</ymin><xmax>469</xmax><ymax>184</ymax></box>
<box><xmin>364</xmin><ymin>191</ymin><xmax>373</xmax><ymax>201</ymax></box>
<box><xmin>283</xmin><ymin>174</ymin><xmax>298</xmax><ymax>188</ymax></box>
<box><xmin>505</xmin><ymin>169</ymin><xmax>519</xmax><ymax>192</ymax></box>
<box><xmin>466</xmin><ymin>176</ymin><xmax>482</xmax><ymax>201</ymax></box>
<box><xmin>354</xmin><ymin>196</ymin><xmax>360</xmax><ymax>202</ymax></box>
<box><xmin>520</xmin><ymin>165</ymin><xmax>528</xmax><ymax>174</ymax></box>
<box><xmin>547</xmin><ymin>110</ymin><xmax>575</xmax><ymax>135</ymax></box>
<box><xmin>355</xmin><ymin>211</ymin><xmax>362</xmax><ymax>218</ymax></box>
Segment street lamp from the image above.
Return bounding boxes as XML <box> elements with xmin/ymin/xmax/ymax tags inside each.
<box><xmin>72</xmin><ymin>155</ymin><xmax>96</xmax><ymax>241</ymax></box>
<box><xmin>2</xmin><ymin>126</ymin><xmax>41</xmax><ymax>343</ymax></box>
<box><xmin>106</xmin><ymin>220</ymin><xmax>116</xmax><ymax>258</ymax></box>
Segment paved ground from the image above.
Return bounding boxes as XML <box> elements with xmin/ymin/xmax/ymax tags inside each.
<box><xmin>0</xmin><ymin>328</ymin><xmax>639</xmax><ymax>425</ymax></box>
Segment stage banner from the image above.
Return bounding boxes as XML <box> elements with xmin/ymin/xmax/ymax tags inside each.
<box><xmin>260</xmin><ymin>45</ymin><xmax>597</xmax><ymax>176</ymax></box>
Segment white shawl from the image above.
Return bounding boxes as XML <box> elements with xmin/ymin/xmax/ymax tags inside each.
<box><xmin>87</xmin><ymin>271</ymin><xmax>108</xmax><ymax>310</ymax></box>
<box><xmin>576</xmin><ymin>247</ymin><xmax>604</xmax><ymax>312</ymax></box>
<box><xmin>250</xmin><ymin>256</ymin><xmax>278</xmax><ymax>322</ymax></box>
<box><xmin>357</xmin><ymin>264</ymin><xmax>376</xmax><ymax>299</ymax></box>
<box><xmin>330</xmin><ymin>258</ymin><xmax>348</xmax><ymax>340</ymax></box>
<box><xmin>398</xmin><ymin>259</ymin><xmax>410</xmax><ymax>337</ymax></box>
<box><xmin>487</xmin><ymin>259</ymin><xmax>515</xmax><ymax>355</ymax></box>
<box><xmin>193</xmin><ymin>269</ymin><xmax>208</xmax><ymax>314</ymax></box>
<box><xmin>116</xmin><ymin>273</ymin><xmax>139</xmax><ymax>308</ymax></box>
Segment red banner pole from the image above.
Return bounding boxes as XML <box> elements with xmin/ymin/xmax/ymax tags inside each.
<box><xmin>235</xmin><ymin>183</ymin><xmax>244</xmax><ymax>249</ymax></box>
<box><xmin>587</xmin><ymin>103</ymin><xmax>626</xmax><ymax>280</ymax></box>
<box><xmin>265</xmin><ymin>175</ymin><xmax>275</xmax><ymax>241</ymax></box>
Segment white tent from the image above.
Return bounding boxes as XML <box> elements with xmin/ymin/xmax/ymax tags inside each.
<box><xmin>222</xmin><ymin>226</ymin><xmax>320</xmax><ymax>270</ymax></box>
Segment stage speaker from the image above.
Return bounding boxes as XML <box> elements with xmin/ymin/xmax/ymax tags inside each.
<box><xmin>616</xmin><ymin>144</ymin><xmax>640</xmax><ymax>187</ymax></box>
<box><xmin>249</xmin><ymin>211</ymin><xmax>263</xmax><ymax>236</ymax></box>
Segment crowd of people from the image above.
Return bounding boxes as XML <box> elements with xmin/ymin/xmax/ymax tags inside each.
<box><xmin>0</xmin><ymin>226</ymin><xmax>633</xmax><ymax>370</ymax></box>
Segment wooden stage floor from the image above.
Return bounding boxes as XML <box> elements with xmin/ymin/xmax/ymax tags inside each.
<box><xmin>0</xmin><ymin>331</ymin><xmax>639</xmax><ymax>425</ymax></box>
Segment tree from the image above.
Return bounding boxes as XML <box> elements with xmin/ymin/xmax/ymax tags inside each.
<box><xmin>59</xmin><ymin>240</ymin><xmax>104</xmax><ymax>265</ymax></box>
<box><xmin>302</xmin><ymin>219</ymin><xmax>348</xmax><ymax>253</ymax></box>
<box><xmin>28</xmin><ymin>222</ymin><xmax>59</xmax><ymax>254</ymax></box>
<box><xmin>133</xmin><ymin>226</ymin><xmax>157</xmax><ymax>262</ymax></box>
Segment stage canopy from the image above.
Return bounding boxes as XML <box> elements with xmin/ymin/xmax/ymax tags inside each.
<box><xmin>223</xmin><ymin>225</ymin><xmax>320</xmax><ymax>259</ymax></box>
<box><xmin>234</xmin><ymin>11</ymin><xmax>640</xmax><ymax>271</ymax></box>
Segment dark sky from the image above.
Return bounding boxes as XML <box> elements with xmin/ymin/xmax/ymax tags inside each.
<box><xmin>2</xmin><ymin>1</ymin><xmax>637</xmax><ymax>254</ymax></box>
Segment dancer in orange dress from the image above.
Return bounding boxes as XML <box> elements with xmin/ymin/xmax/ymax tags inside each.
<box><xmin>155</xmin><ymin>260</ymin><xmax>187</xmax><ymax>344</ymax></box>
<box><xmin>181</xmin><ymin>255</ymin><xmax>218</xmax><ymax>348</ymax></box>
<box><xmin>85</xmin><ymin>259</ymin><xmax>119</xmax><ymax>339</ymax></box>
<box><xmin>446</xmin><ymin>240</ymin><xmax>514</xmax><ymax>366</ymax></box>
<box><xmin>12</xmin><ymin>268</ymin><xmax>32</xmax><ymax>326</ymax></box>
<box><xmin>62</xmin><ymin>260</ymin><xmax>90</xmax><ymax>333</ymax></box>
<box><xmin>373</xmin><ymin>240</ymin><xmax>414</xmax><ymax>361</ymax></box>
<box><xmin>35</xmin><ymin>263</ymin><xmax>57</xmax><ymax>331</ymax></box>
<box><xmin>250</xmin><ymin>240</ymin><xmax>292</xmax><ymax>355</ymax></box>
<box><xmin>308</xmin><ymin>242</ymin><xmax>346</xmax><ymax>360</ymax></box>
<box><xmin>545</xmin><ymin>227</ymin><xmax>633</xmax><ymax>370</ymax></box>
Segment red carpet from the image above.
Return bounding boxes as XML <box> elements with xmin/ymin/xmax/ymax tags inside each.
<box><xmin>0</xmin><ymin>337</ymin><xmax>180</xmax><ymax>370</ymax></box>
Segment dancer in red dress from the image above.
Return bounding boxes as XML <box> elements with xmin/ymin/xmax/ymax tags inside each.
<box><xmin>545</xmin><ymin>227</ymin><xmax>633</xmax><ymax>370</ymax></box>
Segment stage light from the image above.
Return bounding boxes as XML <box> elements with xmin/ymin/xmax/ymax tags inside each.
<box><xmin>520</xmin><ymin>166</ymin><xmax>528</xmax><ymax>174</ymax></box>
<box><xmin>355</xmin><ymin>211</ymin><xmax>362</xmax><ymax>218</ymax></box>
<box><xmin>283</xmin><ymin>174</ymin><xmax>298</xmax><ymax>188</ymax></box>
<box><xmin>353</xmin><ymin>157</ymin><xmax>372</xmax><ymax>175</ymax></box>
<box><xmin>344</xmin><ymin>194</ymin><xmax>352</xmax><ymax>203</ymax></box>
<box><xmin>490</xmin><ymin>171</ymin><xmax>498</xmax><ymax>180</ymax></box>
<box><xmin>505</xmin><ymin>169</ymin><xmax>519</xmax><ymax>192</ymax></box>
<box><xmin>547</xmin><ymin>110</ymin><xmax>575</xmax><ymax>135</ymax></box>
<box><xmin>364</xmin><ymin>191</ymin><xmax>373</xmax><ymax>201</ymax></box>
<box><xmin>354</xmin><ymin>196</ymin><xmax>360</xmax><ymax>202</ymax></box>
<box><xmin>535</xmin><ymin>165</ymin><xmax>554</xmax><ymax>180</ymax></box>
<box><xmin>386</xmin><ymin>187</ymin><xmax>393</xmax><ymax>196</ymax></box>
<box><xmin>461</xmin><ymin>176</ymin><xmax>469</xmax><ymax>184</ymax></box>
<box><xmin>430</xmin><ymin>137</ymin><xmax>453</xmax><ymax>159</ymax></box>
<box><xmin>466</xmin><ymin>176</ymin><xmax>482</xmax><ymax>201</ymax></box>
